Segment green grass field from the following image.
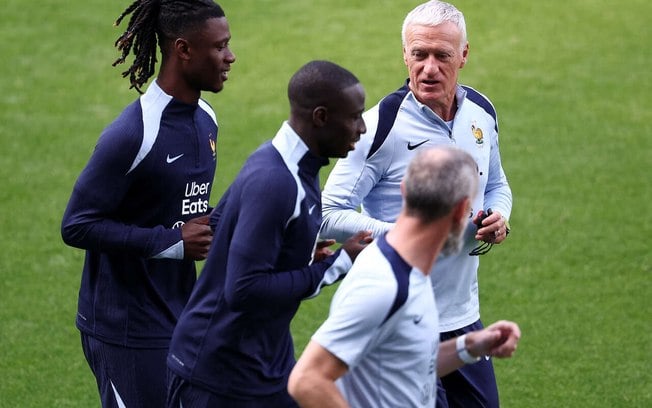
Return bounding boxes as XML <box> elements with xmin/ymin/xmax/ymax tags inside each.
<box><xmin>1</xmin><ymin>0</ymin><xmax>650</xmax><ymax>406</ymax></box>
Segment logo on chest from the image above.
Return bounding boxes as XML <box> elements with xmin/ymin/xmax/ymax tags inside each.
<box><xmin>407</xmin><ymin>139</ymin><xmax>428</xmax><ymax>151</ymax></box>
<box><xmin>166</xmin><ymin>153</ymin><xmax>184</xmax><ymax>164</ymax></box>
<box><xmin>181</xmin><ymin>181</ymin><xmax>211</xmax><ymax>215</ymax></box>
<box><xmin>471</xmin><ymin>121</ymin><xmax>484</xmax><ymax>146</ymax></box>
<box><xmin>209</xmin><ymin>134</ymin><xmax>216</xmax><ymax>160</ymax></box>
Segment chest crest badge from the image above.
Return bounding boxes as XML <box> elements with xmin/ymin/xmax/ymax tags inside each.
<box><xmin>471</xmin><ymin>122</ymin><xmax>484</xmax><ymax>146</ymax></box>
<box><xmin>209</xmin><ymin>135</ymin><xmax>216</xmax><ymax>159</ymax></box>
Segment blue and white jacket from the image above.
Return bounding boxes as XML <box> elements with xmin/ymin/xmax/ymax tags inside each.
<box><xmin>321</xmin><ymin>81</ymin><xmax>512</xmax><ymax>331</ymax></box>
<box><xmin>61</xmin><ymin>81</ymin><xmax>218</xmax><ymax>347</ymax></box>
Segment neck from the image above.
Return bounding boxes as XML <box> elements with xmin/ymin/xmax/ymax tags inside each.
<box><xmin>410</xmin><ymin>84</ymin><xmax>457</xmax><ymax>121</ymax></box>
<box><xmin>431</xmin><ymin>95</ymin><xmax>457</xmax><ymax>122</ymax></box>
<box><xmin>156</xmin><ymin>64</ymin><xmax>200</xmax><ymax>105</ymax></box>
<box><xmin>288</xmin><ymin>117</ymin><xmax>321</xmax><ymax>157</ymax></box>
<box><xmin>385</xmin><ymin>214</ymin><xmax>450</xmax><ymax>274</ymax></box>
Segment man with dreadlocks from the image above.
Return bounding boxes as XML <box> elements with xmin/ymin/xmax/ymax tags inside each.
<box><xmin>61</xmin><ymin>1</ymin><xmax>235</xmax><ymax>407</ymax></box>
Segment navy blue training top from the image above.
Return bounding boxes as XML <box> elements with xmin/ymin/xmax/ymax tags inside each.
<box><xmin>61</xmin><ymin>81</ymin><xmax>218</xmax><ymax>348</ymax></box>
<box><xmin>167</xmin><ymin>121</ymin><xmax>353</xmax><ymax>399</ymax></box>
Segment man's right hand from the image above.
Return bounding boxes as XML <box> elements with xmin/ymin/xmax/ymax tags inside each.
<box><xmin>341</xmin><ymin>230</ymin><xmax>373</xmax><ymax>262</ymax></box>
<box><xmin>467</xmin><ymin>320</ymin><xmax>521</xmax><ymax>359</ymax></box>
<box><xmin>181</xmin><ymin>214</ymin><xmax>213</xmax><ymax>260</ymax></box>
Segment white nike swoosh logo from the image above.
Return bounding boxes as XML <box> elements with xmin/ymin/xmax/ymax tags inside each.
<box><xmin>167</xmin><ymin>153</ymin><xmax>184</xmax><ymax>163</ymax></box>
<box><xmin>308</xmin><ymin>204</ymin><xmax>317</xmax><ymax>215</ymax></box>
<box><xmin>110</xmin><ymin>380</ymin><xmax>127</xmax><ymax>408</ymax></box>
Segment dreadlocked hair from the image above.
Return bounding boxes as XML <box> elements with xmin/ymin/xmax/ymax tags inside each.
<box><xmin>113</xmin><ymin>0</ymin><xmax>225</xmax><ymax>93</ymax></box>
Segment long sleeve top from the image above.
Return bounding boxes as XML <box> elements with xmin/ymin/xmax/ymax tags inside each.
<box><xmin>167</xmin><ymin>121</ymin><xmax>352</xmax><ymax>398</ymax></box>
<box><xmin>61</xmin><ymin>81</ymin><xmax>218</xmax><ymax>347</ymax></box>
<box><xmin>321</xmin><ymin>82</ymin><xmax>512</xmax><ymax>331</ymax></box>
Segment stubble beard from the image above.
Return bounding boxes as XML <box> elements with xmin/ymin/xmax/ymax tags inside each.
<box><xmin>441</xmin><ymin>222</ymin><xmax>465</xmax><ymax>256</ymax></box>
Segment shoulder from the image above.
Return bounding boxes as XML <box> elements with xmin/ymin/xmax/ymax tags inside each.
<box><xmin>95</xmin><ymin>100</ymin><xmax>144</xmax><ymax>154</ymax></box>
<box><xmin>312</xmin><ymin>245</ymin><xmax>401</xmax><ymax>365</ymax></box>
<box><xmin>364</xmin><ymin>83</ymin><xmax>412</xmax><ymax>159</ymax></box>
<box><xmin>244</xmin><ymin>142</ymin><xmax>291</xmax><ymax>178</ymax></box>
<box><xmin>198</xmin><ymin>98</ymin><xmax>217</xmax><ymax>126</ymax></box>
<box><xmin>236</xmin><ymin>144</ymin><xmax>298</xmax><ymax>198</ymax></box>
<box><xmin>335</xmin><ymin>243</ymin><xmax>402</xmax><ymax>317</ymax></box>
<box><xmin>461</xmin><ymin>85</ymin><xmax>497</xmax><ymax>121</ymax></box>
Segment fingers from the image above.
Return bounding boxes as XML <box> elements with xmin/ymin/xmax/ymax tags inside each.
<box><xmin>316</xmin><ymin>239</ymin><xmax>336</xmax><ymax>249</ymax></box>
<box><xmin>474</xmin><ymin>211</ymin><xmax>507</xmax><ymax>243</ymax></box>
<box><xmin>492</xmin><ymin>227</ymin><xmax>508</xmax><ymax>244</ymax></box>
<box><xmin>354</xmin><ymin>230</ymin><xmax>373</xmax><ymax>245</ymax></box>
<box><xmin>188</xmin><ymin>214</ymin><xmax>211</xmax><ymax>225</ymax></box>
<box><xmin>466</xmin><ymin>329</ymin><xmax>501</xmax><ymax>357</ymax></box>
<box><xmin>486</xmin><ymin>320</ymin><xmax>521</xmax><ymax>337</ymax></box>
<box><xmin>484</xmin><ymin>320</ymin><xmax>521</xmax><ymax>358</ymax></box>
<box><xmin>491</xmin><ymin>336</ymin><xmax>519</xmax><ymax>357</ymax></box>
<box><xmin>181</xmin><ymin>219</ymin><xmax>214</xmax><ymax>260</ymax></box>
<box><xmin>189</xmin><ymin>228</ymin><xmax>213</xmax><ymax>260</ymax></box>
<box><xmin>341</xmin><ymin>231</ymin><xmax>373</xmax><ymax>261</ymax></box>
<box><xmin>192</xmin><ymin>245</ymin><xmax>211</xmax><ymax>261</ymax></box>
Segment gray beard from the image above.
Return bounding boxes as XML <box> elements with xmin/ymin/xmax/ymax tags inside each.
<box><xmin>441</xmin><ymin>223</ymin><xmax>465</xmax><ymax>256</ymax></box>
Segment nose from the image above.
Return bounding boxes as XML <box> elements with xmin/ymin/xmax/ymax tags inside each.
<box><xmin>358</xmin><ymin>117</ymin><xmax>367</xmax><ymax>135</ymax></box>
<box><xmin>226</xmin><ymin>47</ymin><xmax>236</xmax><ymax>63</ymax></box>
<box><xmin>423</xmin><ymin>55</ymin><xmax>439</xmax><ymax>75</ymax></box>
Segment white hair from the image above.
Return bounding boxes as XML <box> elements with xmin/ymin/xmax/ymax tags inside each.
<box><xmin>401</xmin><ymin>0</ymin><xmax>467</xmax><ymax>50</ymax></box>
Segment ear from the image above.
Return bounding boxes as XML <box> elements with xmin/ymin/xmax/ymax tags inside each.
<box><xmin>174</xmin><ymin>38</ymin><xmax>192</xmax><ymax>61</ymax></box>
<box><xmin>459</xmin><ymin>42</ymin><xmax>469</xmax><ymax>68</ymax></box>
<box><xmin>402</xmin><ymin>46</ymin><xmax>409</xmax><ymax>66</ymax></box>
<box><xmin>312</xmin><ymin>106</ymin><xmax>328</xmax><ymax>127</ymax></box>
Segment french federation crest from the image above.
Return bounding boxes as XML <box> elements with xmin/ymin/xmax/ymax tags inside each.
<box><xmin>471</xmin><ymin>122</ymin><xmax>484</xmax><ymax>146</ymax></box>
<box><xmin>209</xmin><ymin>135</ymin><xmax>216</xmax><ymax>159</ymax></box>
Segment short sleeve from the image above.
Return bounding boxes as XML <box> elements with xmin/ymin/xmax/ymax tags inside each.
<box><xmin>312</xmin><ymin>252</ymin><xmax>396</xmax><ymax>368</ymax></box>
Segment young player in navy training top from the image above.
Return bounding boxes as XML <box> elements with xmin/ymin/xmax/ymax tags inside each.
<box><xmin>60</xmin><ymin>1</ymin><xmax>235</xmax><ymax>407</ymax></box>
<box><xmin>289</xmin><ymin>146</ymin><xmax>521</xmax><ymax>408</ymax></box>
<box><xmin>166</xmin><ymin>60</ymin><xmax>373</xmax><ymax>408</ymax></box>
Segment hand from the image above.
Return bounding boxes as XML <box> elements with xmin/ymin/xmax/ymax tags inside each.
<box><xmin>466</xmin><ymin>320</ymin><xmax>521</xmax><ymax>359</ymax></box>
<box><xmin>314</xmin><ymin>239</ymin><xmax>336</xmax><ymax>262</ymax></box>
<box><xmin>473</xmin><ymin>210</ymin><xmax>508</xmax><ymax>244</ymax></box>
<box><xmin>341</xmin><ymin>230</ymin><xmax>373</xmax><ymax>262</ymax></box>
<box><xmin>181</xmin><ymin>214</ymin><xmax>213</xmax><ymax>260</ymax></box>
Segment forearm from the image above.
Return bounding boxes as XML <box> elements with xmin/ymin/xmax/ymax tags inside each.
<box><xmin>61</xmin><ymin>186</ymin><xmax>182</xmax><ymax>258</ymax></box>
<box><xmin>289</xmin><ymin>377</ymin><xmax>349</xmax><ymax>408</ymax></box>
<box><xmin>224</xmin><ymin>249</ymin><xmax>349</xmax><ymax>312</ymax></box>
<box><xmin>484</xmin><ymin>136</ymin><xmax>512</xmax><ymax>219</ymax></box>
<box><xmin>289</xmin><ymin>340</ymin><xmax>350</xmax><ymax>408</ymax></box>
<box><xmin>61</xmin><ymin>216</ymin><xmax>182</xmax><ymax>258</ymax></box>
<box><xmin>321</xmin><ymin>207</ymin><xmax>393</xmax><ymax>242</ymax></box>
<box><xmin>61</xmin><ymin>151</ymin><xmax>183</xmax><ymax>258</ymax></box>
<box><xmin>436</xmin><ymin>337</ymin><xmax>469</xmax><ymax>377</ymax></box>
<box><xmin>304</xmin><ymin>249</ymin><xmax>351</xmax><ymax>298</ymax></box>
<box><xmin>321</xmin><ymin>132</ymin><xmax>392</xmax><ymax>242</ymax></box>
<box><xmin>438</xmin><ymin>323</ymin><xmax>521</xmax><ymax>377</ymax></box>
<box><xmin>483</xmin><ymin>183</ymin><xmax>512</xmax><ymax>221</ymax></box>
